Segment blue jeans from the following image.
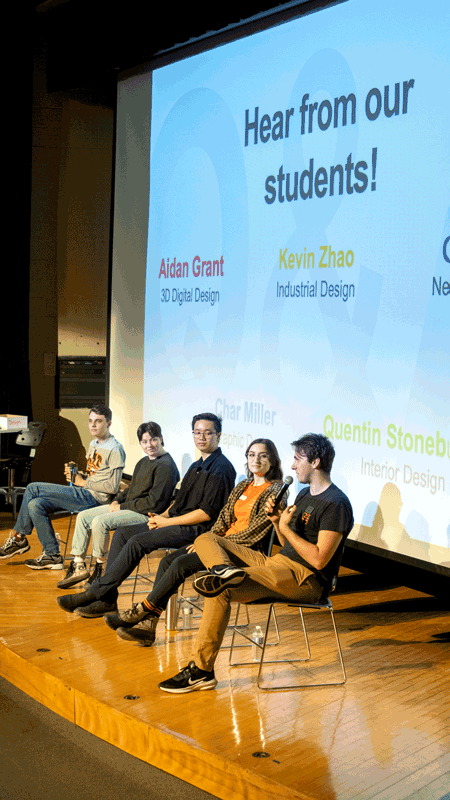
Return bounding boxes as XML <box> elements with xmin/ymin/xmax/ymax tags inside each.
<box><xmin>15</xmin><ymin>482</ymin><xmax>100</xmax><ymax>556</ymax></box>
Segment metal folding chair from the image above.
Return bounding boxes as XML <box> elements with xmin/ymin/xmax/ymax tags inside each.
<box><xmin>229</xmin><ymin>558</ymin><xmax>346</xmax><ymax>690</ymax></box>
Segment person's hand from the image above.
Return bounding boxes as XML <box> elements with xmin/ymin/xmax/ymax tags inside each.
<box><xmin>147</xmin><ymin>513</ymin><xmax>169</xmax><ymax>530</ymax></box>
<box><xmin>63</xmin><ymin>464</ymin><xmax>72</xmax><ymax>482</ymax></box>
<box><xmin>109</xmin><ymin>501</ymin><xmax>121</xmax><ymax>513</ymax></box>
<box><xmin>186</xmin><ymin>544</ymin><xmax>196</xmax><ymax>554</ymax></box>
<box><xmin>266</xmin><ymin>494</ymin><xmax>283</xmax><ymax>523</ymax></box>
<box><xmin>279</xmin><ymin>504</ymin><xmax>297</xmax><ymax>529</ymax></box>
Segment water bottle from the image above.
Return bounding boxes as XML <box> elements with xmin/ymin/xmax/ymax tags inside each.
<box><xmin>251</xmin><ymin>625</ymin><xmax>264</xmax><ymax>661</ymax></box>
<box><xmin>182</xmin><ymin>600</ymin><xmax>193</xmax><ymax>629</ymax></box>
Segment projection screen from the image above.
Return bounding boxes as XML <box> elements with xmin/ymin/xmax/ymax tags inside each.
<box><xmin>110</xmin><ymin>0</ymin><xmax>450</xmax><ymax>576</ymax></box>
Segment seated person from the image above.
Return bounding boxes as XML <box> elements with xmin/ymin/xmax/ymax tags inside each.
<box><xmin>57</xmin><ymin>421</ymin><xmax>179</xmax><ymax>589</ymax></box>
<box><xmin>157</xmin><ymin>433</ymin><xmax>354</xmax><ymax>694</ymax></box>
<box><xmin>57</xmin><ymin>412</ymin><xmax>236</xmax><ymax>617</ymax></box>
<box><xmin>103</xmin><ymin>438</ymin><xmax>286</xmax><ymax>646</ymax></box>
<box><xmin>0</xmin><ymin>404</ymin><xmax>125</xmax><ymax>571</ymax></box>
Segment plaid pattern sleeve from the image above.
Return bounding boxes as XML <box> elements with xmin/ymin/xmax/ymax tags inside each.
<box><xmin>208</xmin><ymin>479</ymin><xmax>286</xmax><ymax>549</ymax></box>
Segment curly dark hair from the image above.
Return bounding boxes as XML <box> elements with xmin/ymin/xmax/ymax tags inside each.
<box><xmin>291</xmin><ymin>433</ymin><xmax>335</xmax><ymax>474</ymax></box>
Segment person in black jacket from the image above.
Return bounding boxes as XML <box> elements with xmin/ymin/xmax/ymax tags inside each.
<box><xmin>57</xmin><ymin>413</ymin><xmax>236</xmax><ymax>617</ymax></box>
<box><xmin>57</xmin><ymin>421</ymin><xmax>179</xmax><ymax>589</ymax></box>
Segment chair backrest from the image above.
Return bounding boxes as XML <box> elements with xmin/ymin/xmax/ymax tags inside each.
<box><xmin>322</xmin><ymin>540</ymin><xmax>347</xmax><ymax>600</ymax></box>
<box><xmin>16</xmin><ymin>422</ymin><xmax>47</xmax><ymax>449</ymax></box>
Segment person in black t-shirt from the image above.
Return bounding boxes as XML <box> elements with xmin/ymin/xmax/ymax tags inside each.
<box><xmin>56</xmin><ymin>413</ymin><xmax>236</xmax><ymax>618</ymax></box>
<box><xmin>158</xmin><ymin>432</ymin><xmax>353</xmax><ymax>694</ymax></box>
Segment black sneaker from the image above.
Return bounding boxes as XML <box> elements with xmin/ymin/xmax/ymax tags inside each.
<box><xmin>57</xmin><ymin>561</ymin><xmax>89</xmax><ymax>588</ymax></box>
<box><xmin>25</xmin><ymin>553</ymin><xmax>63</xmax><ymax>570</ymax></box>
<box><xmin>75</xmin><ymin>599</ymin><xmax>118</xmax><ymax>618</ymax></box>
<box><xmin>0</xmin><ymin>534</ymin><xmax>30</xmax><ymax>559</ymax></box>
<box><xmin>158</xmin><ymin>661</ymin><xmax>217</xmax><ymax>693</ymax></box>
<box><xmin>116</xmin><ymin>616</ymin><xmax>159</xmax><ymax>646</ymax></box>
<box><xmin>104</xmin><ymin>603</ymin><xmax>148</xmax><ymax>631</ymax></box>
<box><xmin>86</xmin><ymin>561</ymin><xmax>105</xmax><ymax>585</ymax></box>
<box><xmin>193</xmin><ymin>565</ymin><xmax>246</xmax><ymax>597</ymax></box>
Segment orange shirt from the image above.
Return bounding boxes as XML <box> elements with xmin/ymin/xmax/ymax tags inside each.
<box><xmin>224</xmin><ymin>481</ymin><xmax>271</xmax><ymax>537</ymax></box>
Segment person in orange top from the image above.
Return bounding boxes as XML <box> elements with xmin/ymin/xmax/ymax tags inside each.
<box><xmin>103</xmin><ymin>438</ymin><xmax>286</xmax><ymax>646</ymax></box>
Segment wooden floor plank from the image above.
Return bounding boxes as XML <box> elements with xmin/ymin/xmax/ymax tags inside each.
<box><xmin>0</xmin><ymin>513</ymin><xmax>449</xmax><ymax>800</ymax></box>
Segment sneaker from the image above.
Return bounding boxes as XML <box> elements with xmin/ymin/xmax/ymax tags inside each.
<box><xmin>86</xmin><ymin>561</ymin><xmax>105</xmax><ymax>585</ymax></box>
<box><xmin>193</xmin><ymin>565</ymin><xmax>246</xmax><ymax>597</ymax></box>
<box><xmin>25</xmin><ymin>553</ymin><xmax>64</xmax><ymax>570</ymax></box>
<box><xmin>104</xmin><ymin>603</ymin><xmax>148</xmax><ymax>631</ymax></box>
<box><xmin>0</xmin><ymin>534</ymin><xmax>30</xmax><ymax>559</ymax></box>
<box><xmin>75</xmin><ymin>599</ymin><xmax>118</xmax><ymax>618</ymax></box>
<box><xmin>116</xmin><ymin>616</ymin><xmax>159</xmax><ymax>646</ymax></box>
<box><xmin>57</xmin><ymin>561</ymin><xmax>89</xmax><ymax>589</ymax></box>
<box><xmin>158</xmin><ymin>661</ymin><xmax>217</xmax><ymax>694</ymax></box>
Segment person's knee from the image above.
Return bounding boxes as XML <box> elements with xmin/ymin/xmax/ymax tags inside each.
<box><xmin>194</xmin><ymin>531</ymin><xmax>219</xmax><ymax>557</ymax></box>
<box><xmin>91</xmin><ymin>517</ymin><xmax>107</xmax><ymax>537</ymax></box>
<box><xmin>159</xmin><ymin>552</ymin><xmax>174</xmax><ymax>573</ymax></box>
<box><xmin>110</xmin><ymin>527</ymin><xmax>127</xmax><ymax>549</ymax></box>
<box><xmin>126</xmin><ymin>534</ymin><xmax>148</xmax><ymax>559</ymax></box>
<box><xmin>27</xmin><ymin>497</ymin><xmax>48</xmax><ymax>518</ymax></box>
<box><xmin>77</xmin><ymin>510</ymin><xmax>92</xmax><ymax>530</ymax></box>
<box><xmin>194</xmin><ymin>532</ymin><xmax>212</xmax><ymax>549</ymax></box>
<box><xmin>22</xmin><ymin>482</ymin><xmax>38</xmax><ymax>501</ymax></box>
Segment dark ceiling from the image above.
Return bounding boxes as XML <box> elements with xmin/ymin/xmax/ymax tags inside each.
<box><xmin>34</xmin><ymin>0</ymin><xmax>334</xmax><ymax>100</ymax></box>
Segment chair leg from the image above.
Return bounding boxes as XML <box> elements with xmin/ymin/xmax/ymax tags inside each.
<box><xmin>54</xmin><ymin>512</ymin><xmax>75</xmax><ymax>562</ymax></box>
<box><xmin>229</xmin><ymin>601</ymin><xmax>346</xmax><ymax>689</ymax></box>
<box><xmin>131</xmin><ymin>553</ymin><xmax>152</xmax><ymax>603</ymax></box>
<box><xmin>256</xmin><ymin>604</ymin><xmax>346</xmax><ymax>690</ymax></box>
<box><xmin>229</xmin><ymin>603</ymin><xmax>280</xmax><ymax>662</ymax></box>
<box><xmin>61</xmin><ymin>514</ymin><xmax>74</xmax><ymax>561</ymax></box>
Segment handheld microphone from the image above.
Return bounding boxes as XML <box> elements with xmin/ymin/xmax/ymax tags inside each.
<box><xmin>272</xmin><ymin>476</ymin><xmax>293</xmax><ymax>509</ymax></box>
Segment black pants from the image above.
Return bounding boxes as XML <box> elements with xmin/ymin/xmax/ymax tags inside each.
<box><xmin>144</xmin><ymin>546</ymin><xmax>205</xmax><ymax>612</ymax></box>
<box><xmin>89</xmin><ymin>522</ymin><xmax>203</xmax><ymax>601</ymax></box>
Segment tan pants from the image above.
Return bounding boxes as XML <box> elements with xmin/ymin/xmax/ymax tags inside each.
<box><xmin>191</xmin><ymin>532</ymin><xmax>323</xmax><ymax>671</ymax></box>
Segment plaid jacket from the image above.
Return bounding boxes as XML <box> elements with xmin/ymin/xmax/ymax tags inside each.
<box><xmin>208</xmin><ymin>478</ymin><xmax>286</xmax><ymax>549</ymax></box>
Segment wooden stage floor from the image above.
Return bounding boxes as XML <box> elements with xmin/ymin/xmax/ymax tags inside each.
<box><xmin>0</xmin><ymin>514</ymin><xmax>449</xmax><ymax>800</ymax></box>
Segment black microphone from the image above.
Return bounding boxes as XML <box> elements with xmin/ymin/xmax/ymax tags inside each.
<box><xmin>272</xmin><ymin>476</ymin><xmax>293</xmax><ymax>509</ymax></box>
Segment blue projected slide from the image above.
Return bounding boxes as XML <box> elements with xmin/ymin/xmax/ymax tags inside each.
<box><xmin>143</xmin><ymin>0</ymin><xmax>450</xmax><ymax>569</ymax></box>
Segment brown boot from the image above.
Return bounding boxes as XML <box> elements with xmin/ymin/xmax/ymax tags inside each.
<box><xmin>116</xmin><ymin>615</ymin><xmax>159</xmax><ymax>646</ymax></box>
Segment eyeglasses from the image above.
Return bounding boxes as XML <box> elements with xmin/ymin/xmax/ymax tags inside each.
<box><xmin>193</xmin><ymin>430</ymin><xmax>217</xmax><ymax>439</ymax></box>
<box><xmin>247</xmin><ymin>453</ymin><xmax>269</xmax><ymax>460</ymax></box>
